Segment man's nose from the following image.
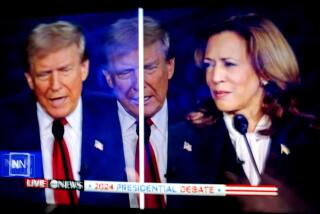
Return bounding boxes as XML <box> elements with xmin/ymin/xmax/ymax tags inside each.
<box><xmin>132</xmin><ymin>69</ymin><xmax>139</xmax><ymax>91</ymax></box>
<box><xmin>50</xmin><ymin>71</ymin><xmax>62</xmax><ymax>91</ymax></box>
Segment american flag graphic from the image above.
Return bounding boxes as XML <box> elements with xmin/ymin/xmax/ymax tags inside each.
<box><xmin>225</xmin><ymin>184</ymin><xmax>278</xmax><ymax>196</ymax></box>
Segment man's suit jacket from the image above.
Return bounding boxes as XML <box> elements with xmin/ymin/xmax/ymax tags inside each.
<box><xmin>0</xmin><ymin>90</ymin><xmax>129</xmax><ymax>208</ymax></box>
<box><xmin>165</xmin><ymin>94</ymin><xmax>207</xmax><ymax>208</ymax></box>
<box><xmin>166</xmin><ymin>110</ymin><xmax>320</xmax><ymax>211</ymax></box>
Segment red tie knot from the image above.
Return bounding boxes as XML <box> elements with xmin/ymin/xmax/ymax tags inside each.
<box><xmin>146</xmin><ymin>118</ymin><xmax>153</xmax><ymax>126</ymax></box>
<box><xmin>60</xmin><ymin>118</ymin><xmax>68</xmax><ymax>126</ymax></box>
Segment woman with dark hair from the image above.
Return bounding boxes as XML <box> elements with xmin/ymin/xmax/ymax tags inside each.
<box><xmin>178</xmin><ymin>13</ymin><xmax>319</xmax><ymax>212</ymax></box>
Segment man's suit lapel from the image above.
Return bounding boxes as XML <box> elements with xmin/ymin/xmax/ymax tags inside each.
<box><xmin>167</xmin><ymin>97</ymin><xmax>197</xmax><ymax>183</ymax></box>
<box><xmin>167</xmin><ymin>121</ymin><xmax>197</xmax><ymax>183</ymax></box>
<box><xmin>167</xmin><ymin>121</ymin><xmax>204</xmax><ymax>208</ymax></box>
<box><xmin>80</xmin><ymin>92</ymin><xmax>126</xmax><ymax>179</ymax></box>
<box><xmin>79</xmin><ymin>92</ymin><xmax>129</xmax><ymax>206</ymax></box>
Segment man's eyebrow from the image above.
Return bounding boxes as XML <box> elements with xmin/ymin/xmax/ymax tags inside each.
<box><xmin>144</xmin><ymin>59</ymin><xmax>158</xmax><ymax>67</ymax></box>
<box><xmin>57</xmin><ymin>64</ymin><xmax>72</xmax><ymax>70</ymax></box>
<box><xmin>109</xmin><ymin>67</ymin><xmax>134</xmax><ymax>76</ymax></box>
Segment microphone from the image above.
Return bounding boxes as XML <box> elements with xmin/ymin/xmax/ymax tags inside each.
<box><xmin>52</xmin><ymin>119</ymin><xmax>64</xmax><ymax>142</ymax></box>
<box><xmin>233</xmin><ymin>114</ymin><xmax>261</xmax><ymax>181</ymax></box>
<box><xmin>233</xmin><ymin>114</ymin><xmax>248</xmax><ymax>135</ymax></box>
<box><xmin>135</xmin><ymin>118</ymin><xmax>152</xmax><ymax>144</ymax></box>
<box><xmin>52</xmin><ymin>118</ymin><xmax>75</xmax><ymax>205</ymax></box>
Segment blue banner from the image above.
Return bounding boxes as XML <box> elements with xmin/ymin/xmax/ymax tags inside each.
<box><xmin>0</xmin><ymin>151</ymin><xmax>43</xmax><ymax>178</ymax></box>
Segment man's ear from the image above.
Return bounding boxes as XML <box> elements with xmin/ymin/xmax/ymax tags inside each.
<box><xmin>81</xmin><ymin>59</ymin><xmax>89</xmax><ymax>81</ymax></box>
<box><xmin>104</xmin><ymin>71</ymin><xmax>114</xmax><ymax>88</ymax></box>
<box><xmin>24</xmin><ymin>72</ymin><xmax>34</xmax><ymax>90</ymax></box>
<box><xmin>167</xmin><ymin>58</ymin><xmax>175</xmax><ymax>80</ymax></box>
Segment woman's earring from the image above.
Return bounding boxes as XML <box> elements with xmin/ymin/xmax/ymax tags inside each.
<box><xmin>263</xmin><ymin>80</ymin><xmax>283</xmax><ymax>100</ymax></box>
<box><xmin>261</xmin><ymin>79</ymin><xmax>268</xmax><ymax>86</ymax></box>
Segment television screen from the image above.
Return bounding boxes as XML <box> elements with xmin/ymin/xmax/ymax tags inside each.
<box><xmin>0</xmin><ymin>1</ymin><xmax>319</xmax><ymax>212</ymax></box>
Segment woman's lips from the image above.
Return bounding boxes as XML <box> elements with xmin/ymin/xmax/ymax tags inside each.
<box><xmin>214</xmin><ymin>90</ymin><xmax>230</xmax><ymax>99</ymax></box>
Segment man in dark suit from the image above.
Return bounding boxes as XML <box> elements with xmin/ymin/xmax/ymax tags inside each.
<box><xmin>0</xmin><ymin>21</ymin><xmax>128</xmax><ymax>208</ymax></box>
<box><xmin>103</xmin><ymin>16</ymin><xmax>199</xmax><ymax>208</ymax></box>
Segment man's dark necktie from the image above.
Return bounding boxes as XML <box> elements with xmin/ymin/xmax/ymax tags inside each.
<box><xmin>135</xmin><ymin>118</ymin><xmax>165</xmax><ymax>208</ymax></box>
<box><xmin>52</xmin><ymin>118</ymin><xmax>78</xmax><ymax>205</ymax></box>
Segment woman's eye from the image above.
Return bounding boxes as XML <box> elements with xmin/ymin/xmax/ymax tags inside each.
<box><xmin>202</xmin><ymin>62</ymin><xmax>210</xmax><ymax>69</ymax></box>
<box><xmin>225</xmin><ymin>61</ymin><xmax>236</xmax><ymax>67</ymax></box>
<box><xmin>202</xmin><ymin>61</ymin><xmax>215</xmax><ymax>70</ymax></box>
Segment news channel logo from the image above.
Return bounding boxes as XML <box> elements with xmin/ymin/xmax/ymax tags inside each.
<box><xmin>0</xmin><ymin>152</ymin><xmax>42</xmax><ymax>178</ymax></box>
<box><xmin>9</xmin><ymin>153</ymin><xmax>31</xmax><ymax>176</ymax></box>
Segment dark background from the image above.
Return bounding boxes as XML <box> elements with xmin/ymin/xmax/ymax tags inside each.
<box><xmin>0</xmin><ymin>0</ymin><xmax>319</xmax><ymax>117</ymax></box>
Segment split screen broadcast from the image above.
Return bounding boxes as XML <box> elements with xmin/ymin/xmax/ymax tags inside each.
<box><xmin>0</xmin><ymin>2</ymin><xmax>319</xmax><ymax>212</ymax></box>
